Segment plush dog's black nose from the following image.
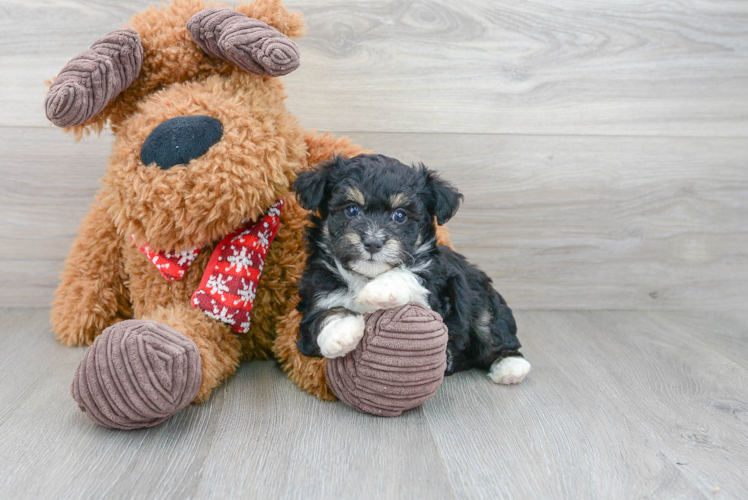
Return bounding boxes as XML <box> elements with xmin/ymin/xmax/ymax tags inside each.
<box><xmin>363</xmin><ymin>236</ymin><xmax>384</xmax><ymax>254</ymax></box>
<box><xmin>140</xmin><ymin>115</ymin><xmax>223</xmax><ymax>169</ymax></box>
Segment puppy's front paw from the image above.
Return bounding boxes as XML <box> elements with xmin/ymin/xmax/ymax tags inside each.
<box><xmin>356</xmin><ymin>280</ymin><xmax>409</xmax><ymax>311</ymax></box>
<box><xmin>317</xmin><ymin>314</ymin><xmax>365</xmax><ymax>358</ymax></box>
<box><xmin>488</xmin><ymin>357</ymin><xmax>531</xmax><ymax>385</ymax></box>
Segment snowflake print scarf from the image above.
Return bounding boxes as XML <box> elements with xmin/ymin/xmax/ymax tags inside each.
<box><xmin>134</xmin><ymin>199</ymin><xmax>284</xmax><ymax>333</ymax></box>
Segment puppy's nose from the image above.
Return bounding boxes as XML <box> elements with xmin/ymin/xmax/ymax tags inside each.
<box><xmin>140</xmin><ymin>115</ymin><xmax>223</xmax><ymax>170</ymax></box>
<box><xmin>363</xmin><ymin>236</ymin><xmax>384</xmax><ymax>254</ymax></box>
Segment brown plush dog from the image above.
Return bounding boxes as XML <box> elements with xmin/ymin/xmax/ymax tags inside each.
<box><xmin>48</xmin><ymin>0</ymin><xmax>451</xmax><ymax>428</ymax></box>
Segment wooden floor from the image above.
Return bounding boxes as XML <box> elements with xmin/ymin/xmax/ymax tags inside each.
<box><xmin>0</xmin><ymin>308</ymin><xmax>746</xmax><ymax>499</ymax></box>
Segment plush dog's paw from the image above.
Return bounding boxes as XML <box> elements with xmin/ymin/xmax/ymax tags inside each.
<box><xmin>356</xmin><ymin>280</ymin><xmax>409</xmax><ymax>311</ymax></box>
<box><xmin>488</xmin><ymin>357</ymin><xmax>531</xmax><ymax>385</ymax></box>
<box><xmin>71</xmin><ymin>320</ymin><xmax>202</xmax><ymax>429</ymax></box>
<box><xmin>317</xmin><ymin>314</ymin><xmax>366</xmax><ymax>358</ymax></box>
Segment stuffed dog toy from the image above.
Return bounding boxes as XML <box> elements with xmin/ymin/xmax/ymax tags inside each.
<box><xmin>48</xmin><ymin>0</ymin><xmax>452</xmax><ymax>428</ymax></box>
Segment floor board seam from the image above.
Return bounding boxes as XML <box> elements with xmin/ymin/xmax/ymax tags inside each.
<box><xmin>2</xmin><ymin>124</ymin><xmax>748</xmax><ymax>141</ymax></box>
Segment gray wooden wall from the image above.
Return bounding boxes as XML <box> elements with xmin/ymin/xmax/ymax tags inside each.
<box><xmin>1</xmin><ymin>0</ymin><xmax>746</xmax><ymax>310</ymax></box>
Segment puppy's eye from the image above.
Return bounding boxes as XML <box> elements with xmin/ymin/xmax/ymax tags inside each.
<box><xmin>345</xmin><ymin>204</ymin><xmax>360</xmax><ymax>217</ymax></box>
<box><xmin>392</xmin><ymin>209</ymin><xmax>407</xmax><ymax>223</ymax></box>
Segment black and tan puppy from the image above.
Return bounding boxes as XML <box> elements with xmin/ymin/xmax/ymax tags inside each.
<box><xmin>293</xmin><ymin>154</ymin><xmax>530</xmax><ymax>384</ymax></box>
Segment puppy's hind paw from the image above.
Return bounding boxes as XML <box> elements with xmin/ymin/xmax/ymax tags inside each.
<box><xmin>317</xmin><ymin>314</ymin><xmax>365</xmax><ymax>358</ymax></box>
<box><xmin>488</xmin><ymin>357</ymin><xmax>531</xmax><ymax>385</ymax></box>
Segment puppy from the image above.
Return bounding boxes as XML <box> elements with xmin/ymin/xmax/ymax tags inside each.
<box><xmin>292</xmin><ymin>154</ymin><xmax>530</xmax><ymax>385</ymax></box>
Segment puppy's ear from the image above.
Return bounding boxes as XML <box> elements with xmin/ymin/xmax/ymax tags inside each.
<box><xmin>419</xmin><ymin>165</ymin><xmax>464</xmax><ymax>225</ymax></box>
<box><xmin>293</xmin><ymin>155</ymin><xmax>346</xmax><ymax>211</ymax></box>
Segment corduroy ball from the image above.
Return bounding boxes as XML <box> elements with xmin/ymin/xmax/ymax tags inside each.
<box><xmin>326</xmin><ymin>303</ymin><xmax>448</xmax><ymax>417</ymax></box>
<box><xmin>71</xmin><ymin>320</ymin><xmax>202</xmax><ymax>429</ymax></box>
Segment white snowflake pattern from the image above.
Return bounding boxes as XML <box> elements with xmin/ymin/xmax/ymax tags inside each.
<box><xmin>226</xmin><ymin>245</ymin><xmax>254</xmax><ymax>273</ymax></box>
<box><xmin>168</xmin><ymin>248</ymin><xmax>199</xmax><ymax>266</ymax></box>
<box><xmin>234</xmin><ymin>278</ymin><xmax>257</xmax><ymax>308</ymax></box>
<box><xmin>202</xmin><ymin>299</ymin><xmax>237</xmax><ymax>326</ymax></box>
<box><xmin>255</xmin><ymin>229</ymin><xmax>271</xmax><ymax>249</ymax></box>
<box><xmin>205</xmin><ymin>273</ymin><xmax>232</xmax><ymax>300</ymax></box>
<box><xmin>138</xmin><ymin>238</ymin><xmax>198</xmax><ymax>278</ymax></box>
<box><xmin>150</xmin><ymin>255</ymin><xmax>171</xmax><ymax>271</ymax></box>
<box><xmin>189</xmin><ymin>200</ymin><xmax>283</xmax><ymax>332</ymax></box>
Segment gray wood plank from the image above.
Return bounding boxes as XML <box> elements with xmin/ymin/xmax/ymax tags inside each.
<box><xmin>286</xmin><ymin>0</ymin><xmax>748</xmax><ymax>136</ymax></box>
<box><xmin>0</xmin><ymin>127</ymin><xmax>107</xmax><ymax>261</ymax></box>
<box><xmin>2</xmin><ymin>308</ymin><xmax>748</xmax><ymax>499</ymax></box>
<box><xmin>423</xmin><ymin>310</ymin><xmax>748</xmax><ymax>499</ymax></box>
<box><xmin>3</xmin><ymin>127</ymin><xmax>746</xmax><ymax>310</ymax></box>
<box><xmin>191</xmin><ymin>363</ymin><xmax>455</xmax><ymax>499</ymax></box>
<box><xmin>519</xmin><ymin>311</ymin><xmax>747</xmax><ymax>499</ymax></box>
<box><xmin>422</xmin><ymin>314</ymin><xmax>711</xmax><ymax>500</ymax></box>
<box><xmin>2</xmin><ymin>0</ymin><xmax>747</xmax><ymax>136</ymax></box>
<box><xmin>646</xmin><ymin>310</ymin><xmax>748</xmax><ymax>373</ymax></box>
<box><xmin>0</xmin><ymin>308</ymin><xmax>73</xmax><ymax>425</ymax></box>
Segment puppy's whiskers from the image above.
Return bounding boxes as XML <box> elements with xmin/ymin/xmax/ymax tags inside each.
<box><xmin>401</xmin><ymin>248</ymin><xmax>416</xmax><ymax>267</ymax></box>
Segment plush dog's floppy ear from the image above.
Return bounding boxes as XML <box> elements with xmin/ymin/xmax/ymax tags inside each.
<box><xmin>45</xmin><ymin>29</ymin><xmax>143</xmax><ymax>128</ymax></box>
<box><xmin>419</xmin><ymin>165</ymin><xmax>464</xmax><ymax>225</ymax></box>
<box><xmin>187</xmin><ymin>8</ymin><xmax>300</xmax><ymax>77</ymax></box>
<box><xmin>294</xmin><ymin>155</ymin><xmax>347</xmax><ymax>211</ymax></box>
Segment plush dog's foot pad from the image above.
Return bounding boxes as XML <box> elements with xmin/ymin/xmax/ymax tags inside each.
<box><xmin>326</xmin><ymin>303</ymin><xmax>448</xmax><ymax>417</ymax></box>
<box><xmin>71</xmin><ymin>320</ymin><xmax>202</xmax><ymax>430</ymax></box>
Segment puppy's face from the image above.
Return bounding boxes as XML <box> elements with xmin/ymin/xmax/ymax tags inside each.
<box><xmin>294</xmin><ymin>154</ymin><xmax>463</xmax><ymax>278</ymax></box>
<box><xmin>325</xmin><ymin>180</ymin><xmax>424</xmax><ymax>277</ymax></box>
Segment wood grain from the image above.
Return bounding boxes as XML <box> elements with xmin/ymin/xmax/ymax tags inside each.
<box><xmin>2</xmin><ymin>308</ymin><xmax>747</xmax><ymax>499</ymax></box>
<box><xmin>422</xmin><ymin>309</ymin><xmax>748</xmax><ymax>499</ymax></box>
<box><xmin>647</xmin><ymin>310</ymin><xmax>748</xmax><ymax>372</ymax></box>
<box><xmin>2</xmin><ymin>127</ymin><xmax>745</xmax><ymax>309</ymax></box>
<box><xmin>192</xmin><ymin>363</ymin><xmax>455</xmax><ymax>499</ymax></box>
<box><xmin>2</xmin><ymin>0</ymin><xmax>747</xmax><ymax>135</ymax></box>
<box><xmin>285</xmin><ymin>0</ymin><xmax>748</xmax><ymax>136</ymax></box>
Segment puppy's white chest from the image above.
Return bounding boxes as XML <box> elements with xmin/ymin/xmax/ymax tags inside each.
<box><xmin>315</xmin><ymin>283</ymin><xmax>369</xmax><ymax>314</ymax></box>
<box><xmin>314</xmin><ymin>262</ymin><xmax>370</xmax><ymax>314</ymax></box>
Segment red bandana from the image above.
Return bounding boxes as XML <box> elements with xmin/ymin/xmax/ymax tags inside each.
<box><xmin>134</xmin><ymin>199</ymin><xmax>284</xmax><ymax>333</ymax></box>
